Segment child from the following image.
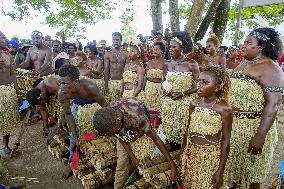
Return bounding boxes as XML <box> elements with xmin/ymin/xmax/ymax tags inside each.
<box><xmin>180</xmin><ymin>65</ymin><xmax>232</xmax><ymax>189</ymax></box>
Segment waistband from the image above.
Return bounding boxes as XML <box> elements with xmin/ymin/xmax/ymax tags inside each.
<box><xmin>73</xmin><ymin>99</ymin><xmax>96</xmax><ymax>105</ymax></box>
<box><xmin>233</xmin><ymin>111</ymin><xmax>262</xmax><ymax>119</ymax></box>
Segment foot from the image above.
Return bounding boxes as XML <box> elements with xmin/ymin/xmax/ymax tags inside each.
<box><xmin>1</xmin><ymin>147</ymin><xmax>11</xmax><ymax>158</ymax></box>
<box><xmin>62</xmin><ymin>166</ymin><xmax>73</xmax><ymax>180</ymax></box>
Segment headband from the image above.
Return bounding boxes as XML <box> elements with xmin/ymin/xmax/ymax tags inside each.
<box><xmin>172</xmin><ymin>37</ymin><xmax>183</xmax><ymax>46</ymax></box>
<box><xmin>31</xmin><ymin>31</ymin><xmax>43</xmax><ymax>37</ymax></box>
<box><xmin>249</xmin><ymin>31</ymin><xmax>270</xmax><ymax>41</ymax></box>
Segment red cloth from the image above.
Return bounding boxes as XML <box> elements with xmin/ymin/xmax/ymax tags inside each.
<box><xmin>237</xmin><ymin>53</ymin><xmax>244</xmax><ymax>63</ymax></box>
<box><xmin>71</xmin><ymin>151</ymin><xmax>79</xmax><ymax>170</ymax></box>
<box><xmin>82</xmin><ymin>133</ymin><xmax>97</xmax><ymax>141</ymax></box>
<box><xmin>149</xmin><ymin>110</ymin><xmax>161</xmax><ymax>128</ymax></box>
<box><xmin>278</xmin><ymin>53</ymin><xmax>284</xmax><ymax>66</ymax></box>
<box><xmin>146</xmin><ymin>54</ymin><xmax>155</xmax><ymax>61</ymax></box>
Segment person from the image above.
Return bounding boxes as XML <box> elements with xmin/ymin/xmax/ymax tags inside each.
<box><xmin>18</xmin><ymin>31</ymin><xmax>53</xmax><ymax>76</ymax></box>
<box><xmin>72</xmin><ymin>51</ymin><xmax>94</xmax><ymax>78</ymax></box>
<box><xmin>144</xmin><ymin>42</ymin><xmax>167</xmax><ymax>112</ymax></box>
<box><xmin>52</xmin><ymin>40</ymin><xmax>69</xmax><ymax>74</ymax></box>
<box><xmin>122</xmin><ymin>42</ymin><xmax>128</xmax><ymax>52</ymax></box>
<box><xmin>8</xmin><ymin>40</ymin><xmax>25</xmax><ymax>66</ymax></box>
<box><xmin>154</xmin><ymin>30</ymin><xmax>167</xmax><ymax>46</ymax></box>
<box><xmin>226</xmin><ymin>45</ymin><xmax>240</xmax><ymax>71</ymax></box>
<box><xmin>44</xmin><ymin>35</ymin><xmax>53</xmax><ymax>48</ymax></box>
<box><xmin>57</xmin><ymin>64</ymin><xmax>107</xmax><ymax>179</ymax></box>
<box><xmin>227</xmin><ymin>27</ymin><xmax>284</xmax><ymax>189</ymax></box>
<box><xmin>180</xmin><ymin>65</ymin><xmax>232</xmax><ymax>189</ymax></box>
<box><xmin>67</xmin><ymin>43</ymin><xmax>76</xmax><ymax>59</ymax></box>
<box><xmin>26</xmin><ymin>76</ymin><xmax>61</xmax><ymax>137</ymax></box>
<box><xmin>120</xmin><ymin>44</ymin><xmax>145</xmax><ymax>98</ymax></box>
<box><xmin>205</xmin><ymin>33</ymin><xmax>226</xmax><ymax>67</ymax></box>
<box><xmin>84</xmin><ymin>44</ymin><xmax>104</xmax><ymax>94</ymax></box>
<box><xmin>104</xmin><ymin>32</ymin><xmax>129</xmax><ymax>102</ymax></box>
<box><xmin>93</xmin><ymin>97</ymin><xmax>179</xmax><ymax>189</ymax></box>
<box><xmin>187</xmin><ymin>43</ymin><xmax>206</xmax><ymax>71</ymax></box>
<box><xmin>161</xmin><ymin>31</ymin><xmax>199</xmax><ymax>147</ymax></box>
<box><xmin>75</xmin><ymin>40</ymin><xmax>83</xmax><ymax>51</ymax></box>
<box><xmin>0</xmin><ymin>31</ymin><xmax>20</xmax><ymax>157</ymax></box>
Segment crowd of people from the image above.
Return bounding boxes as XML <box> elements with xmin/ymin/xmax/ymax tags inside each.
<box><xmin>0</xmin><ymin>26</ymin><xmax>284</xmax><ymax>189</ymax></box>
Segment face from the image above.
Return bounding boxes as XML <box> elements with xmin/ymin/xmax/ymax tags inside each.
<box><xmin>197</xmin><ymin>72</ymin><xmax>219</xmax><ymax>98</ymax></box>
<box><xmin>156</xmin><ymin>33</ymin><xmax>163</xmax><ymax>40</ymax></box>
<box><xmin>129</xmin><ymin>47</ymin><xmax>139</xmax><ymax>61</ymax></box>
<box><xmin>73</xmin><ymin>56</ymin><xmax>84</xmax><ymax>66</ymax></box>
<box><xmin>52</xmin><ymin>42</ymin><xmax>61</xmax><ymax>52</ymax></box>
<box><xmin>206</xmin><ymin>41</ymin><xmax>216</xmax><ymax>55</ymax></box>
<box><xmin>68</xmin><ymin>45</ymin><xmax>76</xmax><ymax>54</ymax></box>
<box><xmin>169</xmin><ymin>40</ymin><xmax>182</xmax><ymax>58</ymax></box>
<box><xmin>0</xmin><ymin>32</ymin><xmax>8</xmax><ymax>48</ymax></box>
<box><xmin>58</xmin><ymin>76</ymin><xmax>77</xmax><ymax>98</ymax></box>
<box><xmin>31</xmin><ymin>35</ymin><xmax>43</xmax><ymax>47</ymax></box>
<box><xmin>85</xmin><ymin>47</ymin><xmax>93</xmax><ymax>58</ymax></box>
<box><xmin>112</xmin><ymin>35</ymin><xmax>122</xmax><ymax>48</ymax></box>
<box><xmin>104</xmin><ymin>110</ymin><xmax>123</xmax><ymax>136</ymax></box>
<box><xmin>242</xmin><ymin>36</ymin><xmax>261</xmax><ymax>60</ymax></box>
<box><xmin>227</xmin><ymin>47</ymin><xmax>238</xmax><ymax>59</ymax></box>
<box><xmin>153</xmin><ymin>45</ymin><xmax>163</xmax><ymax>58</ymax></box>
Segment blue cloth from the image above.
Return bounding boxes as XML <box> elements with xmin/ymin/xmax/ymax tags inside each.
<box><xmin>73</xmin><ymin>99</ymin><xmax>96</xmax><ymax>105</ymax></box>
<box><xmin>280</xmin><ymin>160</ymin><xmax>284</xmax><ymax>179</ymax></box>
<box><xmin>0</xmin><ymin>184</ymin><xmax>22</xmax><ymax>189</ymax></box>
<box><xmin>68</xmin><ymin>103</ymin><xmax>79</xmax><ymax>161</ymax></box>
<box><xmin>55</xmin><ymin>58</ymin><xmax>64</xmax><ymax>69</ymax></box>
<box><xmin>19</xmin><ymin>100</ymin><xmax>35</xmax><ymax>119</ymax></box>
<box><xmin>8</xmin><ymin>40</ymin><xmax>20</xmax><ymax>51</ymax></box>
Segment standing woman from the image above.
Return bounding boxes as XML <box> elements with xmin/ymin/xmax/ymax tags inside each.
<box><xmin>84</xmin><ymin>45</ymin><xmax>104</xmax><ymax>94</ymax></box>
<box><xmin>228</xmin><ymin>27</ymin><xmax>284</xmax><ymax>189</ymax></box>
<box><xmin>161</xmin><ymin>31</ymin><xmax>200</xmax><ymax>146</ymax></box>
<box><xmin>205</xmin><ymin>33</ymin><xmax>226</xmax><ymax>67</ymax></box>
<box><xmin>120</xmin><ymin>44</ymin><xmax>145</xmax><ymax>99</ymax></box>
<box><xmin>144</xmin><ymin>42</ymin><xmax>167</xmax><ymax>112</ymax></box>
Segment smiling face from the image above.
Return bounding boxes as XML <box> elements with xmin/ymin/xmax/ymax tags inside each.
<box><xmin>242</xmin><ymin>36</ymin><xmax>262</xmax><ymax>60</ymax></box>
<box><xmin>0</xmin><ymin>31</ymin><xmax>8</xmax><ymax>48</ymax></box>
<box><xmin>153</xmin><ymin>45</ymin><xmax>164</xmax><ymax>58</ymax></box>
<box><xmin>197</xmin><ymin>71</ymin><xmax>219</xmax><ymax>98</ymax></box>
<box><xmin>169</xmin><ymin>40</ymin><xmax>182</xmax><ymax>59</ymax></box>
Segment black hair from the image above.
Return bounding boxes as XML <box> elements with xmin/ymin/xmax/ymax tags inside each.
<box><xmin>33</xmin><ymin>78</ymin><xmax>44</xmax><ymax>88</ymax></box>
<box><xmin>203</xmin><ymin>65</ymin><xmax>231</xmax><ymax>101</ymax></box>
<box><xmin>93</xmin><ymin>107</ymin><xmax>117</xmax><ymax>134</ymax></box>
<box><xmin>76</xmin><ymin>41</ymin><xmax>83</xmax><ymax>51</ymax></box>
<box><xmin>112</xmin><ymin>32</ymin><xmax>122</xmax><ymax>41</ymax></box>
<box><xmin>58</xmin><ymin>64</ymin><xmax>80</xmax><ymax>81</ymax></box>
<box><xmin>249</xmin><ymin>27</ymin><xmax>283</xmax><ymax>60</ymax></box>
<box><xmin>68</xmin><ymin>43</ymin><xmax>77</xmax><ymax>50</ymax></box>
<box><xmin>26</xmin><ymin>88</ymin><xmax>41</xmax><ymax>106</ymax></box>
<box><xmin>154</xmin><ymin>42</ymin><xmax>166</xmax><ymax>53</ymax></box>
<box><xmin>122</xmin><ymin>42</ymin><xmax>128</xmax><ymax>47</ymax></box>
<box><xmin>52</xmin><ymin>40</ymin><xmax>61</xmax><ymax>46</ymax></box>
<box><xmin>84</xmin><ymin>44</ymin><xmax>98</xmax><ymax>56</ymax></box>
<box><xmin>171</xmin><ymin>31</ymin><xmax>193</xmax><ymax>54</ymax></box>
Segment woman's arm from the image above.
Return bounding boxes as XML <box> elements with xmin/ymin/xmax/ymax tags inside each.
<box><xmin>133</xmin><ymin>65</ymin><xmax>145</xmax><ymax>97</ymax></box>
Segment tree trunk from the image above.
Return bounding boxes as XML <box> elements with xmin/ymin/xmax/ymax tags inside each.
<box><xmin>194</xmin><ymin>0</ymin><xmax>222</xmax><ymax>42</ymax></box>
<box><xmin>212</xmin><ymin>0</ymin><xmax>231</xmax><ymax>43</ymax></box>
<box><xmin>186</xmin><ymin>0</ymin><xmax>207</xmax><ymax>39</ymax></box>
<box><xmin>151</xmin><ymin>0</ymin><xmax>163</xmax><ymax>35</ymax></box>
<box><xmin>169</xmin><ymin>0</ymin><xmax>180</xmax><ymax>32</ymax></box>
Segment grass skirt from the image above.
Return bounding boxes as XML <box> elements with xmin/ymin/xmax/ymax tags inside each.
<box><xmin>0</xmin><ymin>85</ymin><xmax>20</xmax><ymax>135</ymax></box>
<box><xmin>181</xmin><ymin>143</ymin><xmax>227</xmax><ymax>189</ymax></box>
<box><xmin>160</xmin><ymin>95</ymin><xmax>193</xmax><ymax>144</ymax></box>
<box><xmin>227</xmin><ymin>116</ymin><xmax>278</xmax><ymax>188</ymax></box>
<box><xmin>144</xmin><ymin>81</ymin><xmax>163</xmax><ymax>112</ymax></box>
<box><xmin>107</xmin><ymin>80</ymin><xmax>122</xmax><ymax>102</ymax></box>
<box><xmin>94</xmin><ymin>78</ymin><xmax>105</xmax><ymax>96</ymax></box>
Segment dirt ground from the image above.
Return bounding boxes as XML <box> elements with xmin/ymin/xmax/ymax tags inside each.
<box><xmin>0</xmin><ymin>103</ymin><xmax>283</xmax><ymax>189</ymax></box>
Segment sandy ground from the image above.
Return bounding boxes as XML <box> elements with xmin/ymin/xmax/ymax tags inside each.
<box><xmin>0</xmin><ymin>103</ymin><xmax>283</xmax><ymax>189</ymax></box>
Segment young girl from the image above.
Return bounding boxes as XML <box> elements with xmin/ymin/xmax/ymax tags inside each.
<box><xmin>181</xmin><ymin>65</ymin><xmax>232</xmax><ymax>189</ymax></box>
<box><xmin>120</xmin><ymin>44</ymin><xmax>145</xmax><ymax>99</ymax></box>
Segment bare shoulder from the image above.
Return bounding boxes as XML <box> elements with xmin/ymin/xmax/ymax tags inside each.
<box><xmin>214</xmin><ymin>100</ymin><xmax>232</xmax><ymax>115</ymax></box>
<box><xmin>190</xmin><ymin>98</ymin><xmax>198</xmax><ymax>107</ymax></box>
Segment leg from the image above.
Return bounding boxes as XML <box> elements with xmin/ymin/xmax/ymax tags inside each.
<box><xmin>250</xmin><ymin>183</ymin><xmax>260</xmax><ymax>189</ymax></box>
<box><xmin>114</xmin><ymin>140</ymin><xmax>129</xmax><ymax>189</ymax></box>
<box><xmin>2</xmin><ymin>133</ymin><xmax>11</xmax><ymax>157</ymax></box>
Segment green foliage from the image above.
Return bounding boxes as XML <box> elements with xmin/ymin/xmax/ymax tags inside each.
<box><xmin>1</xmin><ymin>0</ymin><xmax>117</xmax><ymax>38</ymax></box>
<box><xmin>228</xmin><ymin>3</ymin><xmax>284</xmax><ymax>42</ymax></box>
<box><xmin>120</xmin><ymin>20</ymin><xmax>136</xmax><ymax>44</ymax></box>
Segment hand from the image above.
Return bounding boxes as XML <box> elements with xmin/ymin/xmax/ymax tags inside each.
<box><xmin>171</xmin><ymin>92</ymin><xmax>184</xmax><ymax>100</ymax></box>
<box><xmin>248</xmin><ymin>133</ymin><xmax>266</xmax><ymax>155</ymax></box>
<box><xmin>170</xmin><ymin>165</ymin><xmax>179</xmax><ymax>182</ymax></box>
<box><xmin>212</xmin><ymin>169</ymin><xmax>224</xmax><ymax>188</ymax></box>
<box><xmin>131</xmin><ymin>157</ymin><xmax>139</xmax><ymax>169</ymax></box>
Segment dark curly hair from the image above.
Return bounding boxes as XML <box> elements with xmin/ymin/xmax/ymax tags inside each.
<box><xmin>112</xmin><ymin>32</ymin><xmax>122</xmax><ymax>41</ymax></box>
<box><xmin>171</xmin><ymin>31</ymin><xmax>193</xmax><ymax>54</ymax></box>
<box><xmin>154</xmin><ymin>42</ymin><xmax>166</xmax><ymax>53</ymax></box>
<box><xmin>203</xmin><ymin>65</ymin><xmax>231</xmax><ymax>101</ymax></box>
<box><xmin>84</xmin><ymin>44</ymin><xmax>98</xmax><ymax>56</ymax></box>
<box><xmin>26</xmin><ymin>88</ymin><xmax>41</xmax><ymax>106</ymax></box>
<box><xmin>249</xmin><ymin>27</ymin><xmax>283</xmax><ymax>60</ymax></box>
<box><xmin>58</xmin><ymin>64</ymin><xmax>80</xmax><ymax>81</ymax></box>
<box><xmin>93</xmin><ymin>107</ymin><xmax>117</xmax><ymax>134</ymax></box>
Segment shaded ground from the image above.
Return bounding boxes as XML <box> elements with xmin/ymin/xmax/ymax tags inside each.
<box><xmin>0</xmin><ymin>103</ymin><xmax>283</xmax><ymax>189</ymax></box>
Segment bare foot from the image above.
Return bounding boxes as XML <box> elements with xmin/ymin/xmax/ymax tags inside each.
<box><xmin>62</xmin><ymin>166</ymin><xmax>73</xmax><ymax>180</ymax></box>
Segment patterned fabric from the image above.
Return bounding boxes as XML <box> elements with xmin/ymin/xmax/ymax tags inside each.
<box><xmin>110</xmin><ymin>97</ymin><xmax>151</xmax><ymax>142</ymax></box>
